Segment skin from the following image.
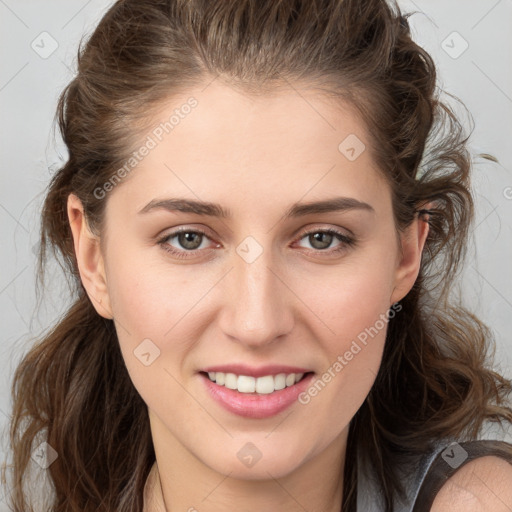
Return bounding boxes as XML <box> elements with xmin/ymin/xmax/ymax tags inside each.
<box><xmin>430</xmin><ymin>456</ymin><xmax>512</xmax><ymax>511</ymax></box>
<box><xmin>68</xmin><ymin>80</ymin><xmax>431</xmax><ymax>511</ymax></box>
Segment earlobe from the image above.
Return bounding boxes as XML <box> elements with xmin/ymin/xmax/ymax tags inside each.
<box><xmin>67</xmin><ymin>193</ymin><xmax>113</xmax><ymax>319</ymax></box>
<box><xmin>389</xmin><ymin>213</ymin><xmax>430</xmax><ymax>305</ymax></box>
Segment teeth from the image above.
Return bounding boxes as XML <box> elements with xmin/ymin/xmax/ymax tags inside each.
<box><xmin>255</xmin><ymin>375</ymin><xmax>274</xmax><ymax>394</ymax></box>
<box><xmin>274</xmin><ymin>373</ymin><xmax>286</xmax><ymax>390</ymax></box>
<box><xmin>285</xmin><ymin>374</ymin><xmax>295</xmax><ymax>387</ymax></box>
<box><xmin>224</xmin><ymin>373</ymin><xmax>238</xmax><ymax>390</ymax></box>
<box><xmin>206</xmin><ymin>371</ymin><xmax>306</xmax><ymax>394</ymax></box>
<box><xmin>238</xmin><ymin>375</ymin><xmax>256</xmax><ymax>393</ymax></box>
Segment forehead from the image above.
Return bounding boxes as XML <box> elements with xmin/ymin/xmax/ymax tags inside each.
<box><xmin>157</xmin><ymin>80</ymin><xmax>372</xmax><ymax>164</ymax></box>
<box><xmin>105</xmin><ymin>80</ymin><xmax>389</xmax><ymax>218</ymax></box>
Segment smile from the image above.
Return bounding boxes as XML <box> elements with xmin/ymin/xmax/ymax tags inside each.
<box><xmin>199</xmin><ymin>369</ymin><xmax>315</xmax><ymax>419</ymax></box>
<box><xmin>205</xmin><ymin>371</ymin><xmax>306</xmax><ymax>394</ymax></box>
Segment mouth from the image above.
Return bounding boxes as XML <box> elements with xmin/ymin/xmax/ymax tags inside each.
<box><xmin>199</xmin><ymin>369</ymin><xmax>316</xmax><ymax>419</ymax></box>
<box><xmin>200</xmin><ymin>370</ymin><xmax>313</xmax><ymax>395</ymax></box>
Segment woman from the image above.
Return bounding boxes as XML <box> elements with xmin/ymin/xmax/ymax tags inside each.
<box><xmin>3</xmin><ymin>0</ymin><xmax>512</xmax><ymax>511</ymax></box>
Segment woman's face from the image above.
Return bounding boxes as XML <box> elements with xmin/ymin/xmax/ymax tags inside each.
<box><xmin>69</xmin><ymin>80</ymin><xmax>427</xmax><ymax>480</ymax></box>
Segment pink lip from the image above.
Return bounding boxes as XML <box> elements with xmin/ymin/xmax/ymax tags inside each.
<box><xmin>200</xmin><ymin>372</ymin><xmax>315</xmax><ymax>419</ymax></box>
<box><xmin>201</xmin><ymin>364</ymin><xmax>312</xmax><ymax>378</ymax></box>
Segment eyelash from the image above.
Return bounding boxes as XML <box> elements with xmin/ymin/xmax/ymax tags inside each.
<box><xmin>157</xmin><ymin>227</ymin><xmax>356</xmax><ymax>260</ymax></box>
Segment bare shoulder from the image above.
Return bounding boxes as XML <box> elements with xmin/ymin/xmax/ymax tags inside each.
<box><xmin>430</xmin><ymin>456</ymin><xmax>512</xmax><ymax>512</ymax></box>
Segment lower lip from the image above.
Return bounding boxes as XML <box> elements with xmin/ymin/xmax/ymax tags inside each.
<box><xmin>200</xmin><ymin>372</ymin><xmax>315</xmax><ymax>419</ymax></box>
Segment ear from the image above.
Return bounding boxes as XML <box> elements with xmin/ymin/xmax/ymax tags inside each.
<box><xmin>389</xmin><ymin>210</ymin><xmax>430</xmax><ymax>305</ymax></box>
<box><xmin>67</xmin><ymin>193</ymin><xmax>113</xmax><ymax>319</ymax></box>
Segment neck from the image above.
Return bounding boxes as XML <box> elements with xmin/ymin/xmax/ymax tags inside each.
<box><xmin>145</xmin><ymin>410</ymin><xmax>349</xmax><ymax>512</ymax></box>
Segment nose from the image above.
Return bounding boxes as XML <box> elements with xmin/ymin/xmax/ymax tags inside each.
<box><xmin>217</xmin><ymin>242</ymin><xmax>294</xmax><ymax>349</ymax></box>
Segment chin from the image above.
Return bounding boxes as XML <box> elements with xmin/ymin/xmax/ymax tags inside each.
<box><xmin>200</xmin><ymin>438</ymin><xmax>309</xmax><ymax>480</ymax></box>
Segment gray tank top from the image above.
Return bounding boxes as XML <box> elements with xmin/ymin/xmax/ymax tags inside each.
<box><xmin>356</xmin><ymin>420</ymin><xmax>512</xmax><ymax>511</ymax></box>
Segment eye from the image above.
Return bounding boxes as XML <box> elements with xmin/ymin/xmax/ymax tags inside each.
<box><xmin>157</xmin><ymin>227</ymin><xmax>217</xmax><ymax>259</ymax></box>
<box><xmin>295</xmin><ymin>228</ymin><xmax>355</xmax><ymax>255</ymax></box>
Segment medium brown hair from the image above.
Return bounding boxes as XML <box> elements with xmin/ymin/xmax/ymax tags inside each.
<box><xmin>3</xmin><ymin>0</ymin><xmax>512</xmax><ymax>511</ymax></box>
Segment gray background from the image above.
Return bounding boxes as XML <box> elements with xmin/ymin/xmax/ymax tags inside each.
<box><xmin>1</xmin><ymin>1</ymin><xmax>511</xmax><ymax>509</ymax></box>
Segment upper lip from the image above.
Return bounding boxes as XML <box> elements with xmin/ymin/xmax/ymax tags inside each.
<box><xmin>201</xmin><ymin>364</ymin><xmax>313</xmax><ymax>378</ymax></box>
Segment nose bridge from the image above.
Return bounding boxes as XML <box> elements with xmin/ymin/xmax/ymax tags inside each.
<box><xmin>220</xmin><ymin>236</ymin><xmax>293</xmax><ymax>346</ymax></box>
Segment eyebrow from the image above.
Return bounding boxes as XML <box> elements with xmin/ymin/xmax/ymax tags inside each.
<box><xmin>138</xmin><ymin>196</ymin><xmax>375</xmax><ymax>218</ymax></box>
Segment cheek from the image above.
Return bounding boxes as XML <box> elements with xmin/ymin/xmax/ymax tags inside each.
<box><xmin>103</xmin><ymin>244</ymin><xmax>177</xmax><ymax>370</ymax></box>
<box><xmin>104</xmin><ymin>242</ymin><xmax>217</xmax><ymax>393</ymax></box>
<box><xmin>311</xmin><ymin>272</ymin><xmax>391</xmax><ymax>385</ymax></box>
<box><xmin>295</xmin><ymin>245</ymin><xmax>396</xmax><ymax>340</ymax></box>
<box><xmin>106</xmin><ymin>241</ymin><xmax>188</xmax><ymax>336</ymax></box>
<box><xmin>293</xmin><ymin>248</ymin><xmax>397</xmax><ymax>425</ymax></box>
<box><xmin>296</xmin><ymin>296</ymin><xmax>393</xmax><ymax>453</ymax></box>
<box><xmin>104</xmin><ymin>251</ymin><xmax>199</xmax><ymax>415</ymax></box>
